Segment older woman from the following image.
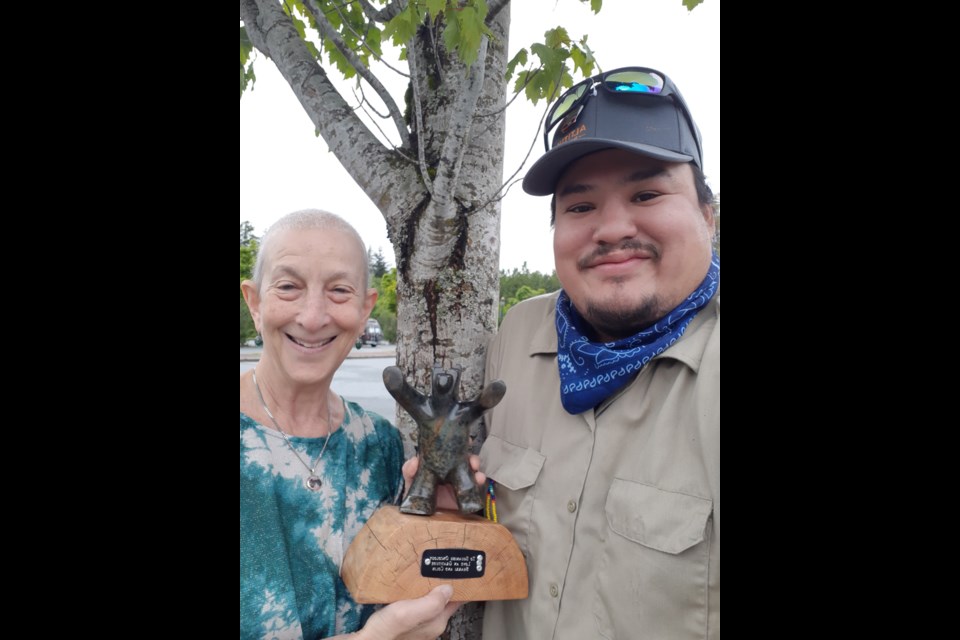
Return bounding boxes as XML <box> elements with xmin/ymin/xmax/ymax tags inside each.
<box><xmin>240</xmin><ymin>210</ymin><xmax>459</xmax><ymax>639</ymax></box>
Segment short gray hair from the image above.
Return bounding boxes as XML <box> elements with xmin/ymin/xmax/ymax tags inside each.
<box><xmin>252</xmin><ymin>209</ymin><xmax>369</xmax><ymax>291</ymax></box>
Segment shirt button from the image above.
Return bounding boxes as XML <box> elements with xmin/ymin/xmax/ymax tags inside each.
<box><xmin>549</xmin><ymin>584</ymin><xmax>559</xmax><ymax>597</ymax></box>
<box><xmin>567</xmin><ymin>500</ymin><xmax>577</xmax><ymax>513</ymax></box>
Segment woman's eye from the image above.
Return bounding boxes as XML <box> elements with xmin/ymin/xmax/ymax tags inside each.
<box><xmin>329</xmin><ymin>287</ymin><xmax>353</xmax><ymax>301</ymax></box>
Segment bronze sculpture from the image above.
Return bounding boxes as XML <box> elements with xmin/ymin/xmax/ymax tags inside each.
<box><xmin>383</xmin><ymin>364</ymin><xmax>506</xmax><ymax>516</ymax></box>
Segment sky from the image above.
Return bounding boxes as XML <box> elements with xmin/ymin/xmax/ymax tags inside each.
<box><xmin>240</xmin><ymin>0</ymin><xmax>719</xmax><ymax>274</ymax></box>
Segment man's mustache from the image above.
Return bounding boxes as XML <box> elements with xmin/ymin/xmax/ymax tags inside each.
<box><xmin>579</xmin><ymin>240</ymin><xmax>660</xmax><ymax>270</ymax></box>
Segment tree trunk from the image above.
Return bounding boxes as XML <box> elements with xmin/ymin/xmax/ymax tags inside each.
<box><xmin>391</xmin><ymin>10</ymin><xmax>510</xmax><ymax>640</ymax></box>
<box><xmin>390</xmin><ymin>8</ymin><xmax>509</xmax><ymax>456</ymax></box>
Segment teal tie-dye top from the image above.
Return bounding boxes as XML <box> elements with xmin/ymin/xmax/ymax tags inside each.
<box><xmin>240</xmin><ymin>399</ymin><xmax>404</xmax><ymax>639</ymax></box>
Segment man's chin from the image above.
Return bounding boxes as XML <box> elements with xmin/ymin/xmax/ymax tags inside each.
<box><xmin>582</xmin><ymin>296</ymin><xmax>664</xmax><ymax>341</ymax></box>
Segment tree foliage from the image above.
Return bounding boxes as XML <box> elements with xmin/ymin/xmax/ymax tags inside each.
<box><xmin>240</xmin><ymin>26</ymin><xmax>256</xmax><ymax>98</ymax></box>
<box><xmin>372</xmin><ymin>268</ymin><xmax>398</xmax><ymax>342</ymax></box>
<box><xmin>240</xmin><ymin>221</ymin><xmax>260</xmax><ymax>344</ymax></box>
<box><xmin>499</xmin><ymin>263</ymin><xmax>560</xmax><ymax>321</ymax></box>
<box><xmin>713</xmin><ymin>192</ymin><xmax>720</xmax><ymax>257</ymax></box>
<box><xmin>241</xmin><ymin>1</ymin><xmax>608</xmax><ymax>113</ymax></box>
<box><xmin>369</xmin><ymin>247</ymin><xmax>390</xmax><ymax>279</ymax></box>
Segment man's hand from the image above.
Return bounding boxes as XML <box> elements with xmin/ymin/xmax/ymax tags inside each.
<box><xmin>403</xmin><ymin>455</ymin><xmax>486</xmax><ymax>511</ymax></box>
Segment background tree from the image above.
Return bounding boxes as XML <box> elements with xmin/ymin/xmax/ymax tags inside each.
<box><xmin>499</xmin><ymin>262</ymin><xmax>560</xmax><ymax>304</ymax></box>
<box><xmin>498</xmin><ymin>263</ymin><xmax>560</xmax><ymax>322</ymax></box>
<box><xmin>372</xmin><ymin>267</ymin><xmax>398</xmax><ymax>342</ymax></box>
<box><xmin>713</xmin><ymin>192</ymin><xmax>720</xmax><ymax>256</ymax></box>
<box><xmin>240</xmin><ymin>221</ymin><xmax>260</xmax><ymax>345</ymax></box>
<box><xmin>370</xmin><ymin>247</ymin><xmax>390</xmax><ymax>279</ymax></box>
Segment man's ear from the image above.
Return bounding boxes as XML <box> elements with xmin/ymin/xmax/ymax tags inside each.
<box><xmin>701</xmin><ymin>202</ymin><xmax>716</xmax><ymax>238</ymax></box>
<box><xmin>241</xmin><ymin>280</ymin><xmax>261</xmax><ymax>334</ymax></box>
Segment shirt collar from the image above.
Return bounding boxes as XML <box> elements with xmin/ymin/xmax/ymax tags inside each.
<box><xmin>531</xmin><ymin>289</ymin><xmax>720</xmax><ymax>373</ymax></box>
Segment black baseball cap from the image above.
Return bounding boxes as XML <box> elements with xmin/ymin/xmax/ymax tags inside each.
<box><xmin>522</xmin><ymin>67</ymin><xmax>703</xmax><ymax>196</ymax></box>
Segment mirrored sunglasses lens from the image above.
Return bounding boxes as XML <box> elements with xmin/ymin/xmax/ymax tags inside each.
<box><xmin>604</xmin><ymin>71</ymin><xmax>663</xmax><ymax>94</ymax></box>
<box><xmin>548</xmin><ymin>85</ymin><xmax>588</xmax><ymax>127</ymax></box>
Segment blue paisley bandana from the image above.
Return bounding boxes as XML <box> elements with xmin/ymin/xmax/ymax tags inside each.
<box><xmin>556</xmin><ymin>253</ymin><xmax>720</xmax><ymax>414</ymax></box>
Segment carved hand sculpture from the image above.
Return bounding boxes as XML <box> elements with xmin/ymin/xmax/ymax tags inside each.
<box><xmin>384</xmin><ymin>364</ymin><xmax>506</xmax><ymax>516</ymax></box>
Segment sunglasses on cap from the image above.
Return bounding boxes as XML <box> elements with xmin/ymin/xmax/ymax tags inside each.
<box><xmin>542</xmin><ymin>66</ymin><xmax>702</xmax><ymax>164</ymax></box>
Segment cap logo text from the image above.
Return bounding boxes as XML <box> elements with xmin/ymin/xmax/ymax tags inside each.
<box><xmin>557</xmin><ymin>124</ymin><xmax>586</xmax><ymax>146</ymax></box>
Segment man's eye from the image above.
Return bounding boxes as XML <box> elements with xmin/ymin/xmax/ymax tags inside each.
<box><xmin>566</xmin><ymin>204</ymin><xmax>594</xmax><ymax>213</ymax></box>
<box><xmin>634</xmin><ymin>192</ymin><xmax>659</xmax><ymax>202</ymax></box>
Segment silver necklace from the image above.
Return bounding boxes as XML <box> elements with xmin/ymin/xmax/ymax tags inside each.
<box><xmin>252</xmin><ymin>369</ymin><xmax>333</xmax><ymax>492</ymax></box>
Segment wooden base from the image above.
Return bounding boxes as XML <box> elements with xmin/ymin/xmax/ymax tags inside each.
<box><xmin>341</xmin><ymin>505</ymin><xmax>528</xmax><ymax>603</ymax></box>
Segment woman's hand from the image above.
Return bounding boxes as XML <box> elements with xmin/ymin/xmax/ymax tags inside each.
<box><xmin>351</xmin><ymin>584</ymin><xmax>461</xmax><ymax>640</ymax></box>
<box><xmin>402</xmin><ymin>456</ymin><xmax>486</xmax><ymax>511</ymax></box>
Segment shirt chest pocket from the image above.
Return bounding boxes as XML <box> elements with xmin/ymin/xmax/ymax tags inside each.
<box><xmin>480</xmin><ymin>435</ymin><xmax>545</xmax><ymax>556</ymax></box>
<box><xmin>605</xmin><ymin>479</ymin><xmax>712</xmax><ymax>553</ymax></box>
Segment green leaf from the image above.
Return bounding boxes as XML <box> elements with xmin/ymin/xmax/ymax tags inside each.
<box><xmin>512</xmin><ymin>70</ymin><xmax>529</xmax><ymax>94</ymax></box>
<box><xmin>569</xmin><ymin>47</ymin><xmax>586</xmax><ymax>75</ymax></box>
<box><xmin>442</xmin><ymin>14</ymin><xmax>461</xmax><ymax>54</ymax></box>
<box><xmin>327</xmin><ymin>46</ymin><xmax>356</xmax><ymax>79</ymax></box>
<box><xmin>426</xmin><ymin>0</ymin><xmax>445</xmax><ymax>18</ymax></box>
<box><xmin>290</xmin><ymin>0</ymin><xmax>318</xmax><ymax>30</ymax></box>
<box><xmin>530</xmin><ymin>42</ymin><xmax>561</xmax><ymax>71</ymax></box>
<box><xmin>240</xmin><ymin>26</ymin><xmax>252</xmax><ymax>65</ymax></box>
<box><xmin>383</xmin><ymin>6</ymin><xmax>417</xmax><ymax>46</ymax></box>
<box><xmin>240</xmin><ymin>64</ymin><xmax>256</xmax><ymax>99</ymax></box>
<box><xmin>324</xmin><ymin>0</ymin><xmax>343</xmax><ymax>29</ymax></box>
<box><xmin>521</xmin><ymin>67</ymin><xmax>563</xmax><ymax>105</ymax></box>
<box><xmin>240</xmin><ymin>26</ymin><xmax>256</xmax><ymax>99</ymax></box>
<box><xmin>590</xmin><ymin>0</ymin><xmax>603</xmax><ymax>13</ymax></box>
<box><xmin>544</xmin><ymin>27</ymin><xmax>571</xmax><ymax>49</ymax></box>
<box><xmin>455</xmin><ymin>6</ymin><xmax>484</xmax><ymax>66</ymax></box>
<box><xmin>365</xmin><ymin>25</ymin><xmax>383</xmax><ymax>58</ymax></box>
<box><xmin>505</xmin><ymin>48</ymin><xmax>528</xmax><ymax>82</ymax></box>
<box><xmin>569</xmin><ymin>44</ymin><xmax>595</xmax><ymax>78</ymax></box>
<box><xmin>682</xmin><ymin>0</ymin><xmax>705</xmax><ymax>10</ymax></box>
<box><xmin>523</xmin><ymin>71</ymin><xmax>542</xmax><ymax>104</ymax></box>
<box><xmin>290</xmin><ymin>14</ymin><xmax>307</xmax><ymax>41</ymax></box>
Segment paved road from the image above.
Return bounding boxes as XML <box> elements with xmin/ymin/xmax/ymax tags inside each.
<box><xmin>240</xmin><ymin>346</ymin><xmax>398</xmax><ymax>420</ymax></box>
<box><xmin>241</xmin><ymin>343</ymin><xmax>396</xmax><ymax>361</ymax></box>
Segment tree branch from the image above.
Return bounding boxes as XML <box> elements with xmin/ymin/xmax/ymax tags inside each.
<box><xmin>357</xmin><ymin>0</ymin><xmax>405</xmax><ymax>23</ymax></box>
<box><xmin>475</xmin><ymin>63</ymin><xmax>541</xmax><ymax>118</ymax></box>
<box><xmin>406</xmin><ymin>46</ymin><xmax>434</xmax><ymax>196</ymax></box>
<box><xmin>303</xmin><ymin>0</ymin><xmax>412</xmax><ymax>149</ymax></box>
<box><xmin>245</xmin><ymin>0</ymin><xmax>421</xmax><ymax>210</ymax></box>
<box><xmin>240</xmin><ymin>0</ymin><xmax>269</xmax><ymax>53</ymax></box>
<box><xmin>325</xmin><ymin>1</ymin><xmax>410</xmax><ymax>78</ymax></box>
<box><xmin>487</xmin><ymin>0</ymin><xmax>510</xmax><ymax>22</ymax></box>
<box><xmin>469</xmin><ymin>102</ymin><xmax>545</xmax><ymax>213</ymax></box>
<box><xmin>352</xmin><ymin>84</ymin><xmax>422</xmax><ymax>167</ymax></box>
<box><xmin>431</xmin><ymin>36</ymin><xmax>488</xmax><ymax>212</ymax></box>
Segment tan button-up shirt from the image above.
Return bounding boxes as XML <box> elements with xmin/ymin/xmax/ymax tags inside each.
<box><xmin>480</xmin><ymin>290</ymin><xmax>719</xmax><ymax>639</ymax></box>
